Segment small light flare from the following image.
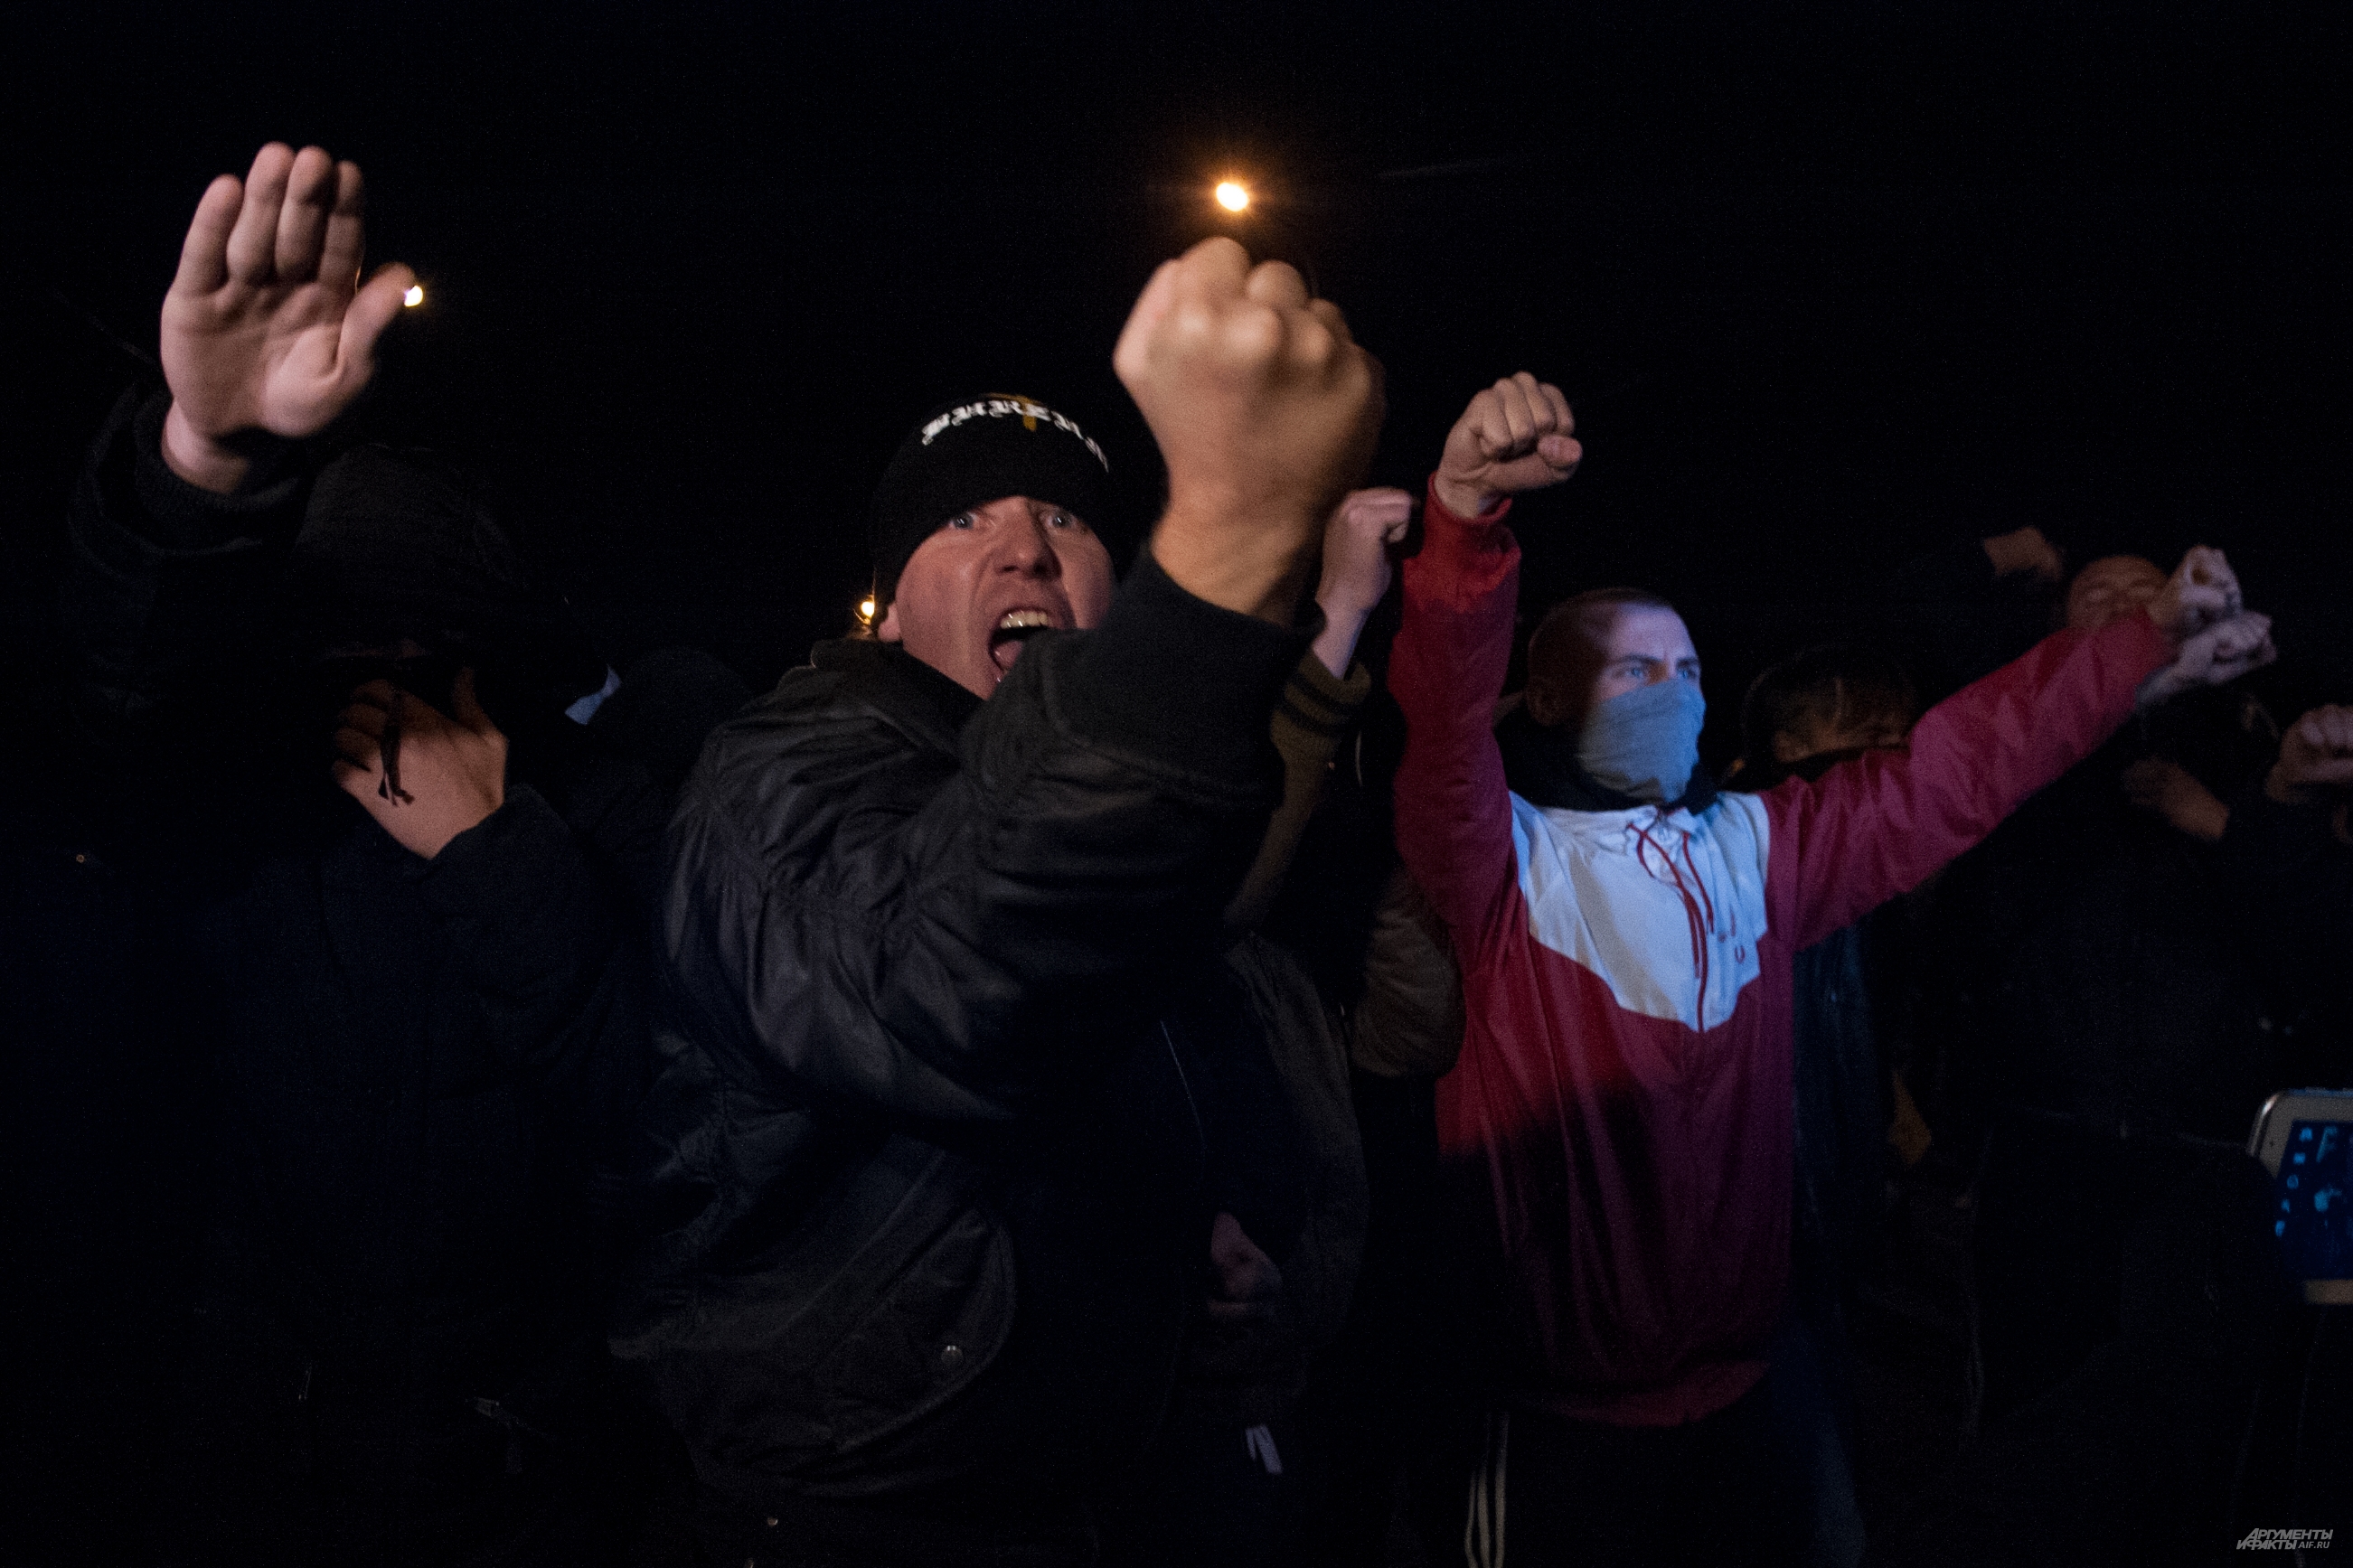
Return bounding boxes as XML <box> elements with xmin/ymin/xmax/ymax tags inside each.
<box><xmin>1215</xmin><ymin>181</ymin><xmax>1249</xmax><ymax>212</ymax></box>
<box><xmin>402</xmin><ymin>284</ymin><xmax>425</xmax><ymax>308</ymax></box>
<box><xmin>857</xmin><ymin>596</ymin><xmax>877</xmax><ymax>623</ymax></box>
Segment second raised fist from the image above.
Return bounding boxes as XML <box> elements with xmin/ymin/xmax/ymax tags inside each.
<box><xmin>1434</xmin><ymin>372</ymin><xmax>1580</xmax><ymax>521</ymax></box>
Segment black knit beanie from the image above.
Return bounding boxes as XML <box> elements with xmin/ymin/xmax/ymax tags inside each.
<box><xmin>869</xmin><ymin>393</ymin><xmax>1120</xmax><ymax>606</ymax></box>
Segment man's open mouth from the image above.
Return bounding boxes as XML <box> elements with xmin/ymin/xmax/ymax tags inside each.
<box><xmin>988</xmin><ymin>608</ymin><xmax>1058</xmax><ymax>674</ymax></box>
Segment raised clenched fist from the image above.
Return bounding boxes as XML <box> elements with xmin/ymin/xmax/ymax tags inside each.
<box><xmin>2267</xmin><ymin>704</ymin><xmax>2353</xmax><ymax>806</ymax></box>
<box><xmin>331</xmin><ymin>671</ymin><xmax>508</xmax><ymax>859</ymax></box>
<box><xmin>2146</xmin><ymin>546</ymin><xmax>2244</xmax><ymax>643</ymax></box>
<box><xmin>1433</xmin><ymin>372</ymin><xmax>1580</xmax><ymax>521</ymax></box>
<box><xmin>2136</xmin><ymin>611</ymin><xmax>2276</xmax><ymax>710</ymax></box>
<box><xmin>160</xmin><ymin>143</ymin><xmax>415</xmax><ymax>493</ymax></box>
<box><xmin>1310</xmin><ymin>487</ymin><xmax>1414</xmax><ymax>680</ymax></box>
<box><xmin>1115</xmin><ymin>237</ymin><xmax>1384</xmax><ymax>623</ymax></box>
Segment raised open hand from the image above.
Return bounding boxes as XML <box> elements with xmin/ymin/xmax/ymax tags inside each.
<box><xmin>160</xmin><ymin>144</ymin><xmax>416</xmax><ymax>493</ymax></box>
<box><xmin>1115</xmin><ymin>237</ymin><xmax>1384</xmax><ymax>623</ymax></box>
<box><xmin>1433</xmin><ymin>372</ymin><xmax>1580</xmax><ymax>520</ymax></box>
<box><xmin>2267</xmin><ymin>705</ymin><xmax>2353</xmax><ymax>805</ymax></box>
<box><xmin>331</xmin><ymin>671</ymin><xmax>507</xmax><ymax>859</ymax></box>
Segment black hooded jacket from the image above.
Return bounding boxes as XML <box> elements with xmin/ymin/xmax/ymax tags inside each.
<box><xmin>57</xmin><ymin>390</ymin><xmax>742</xmax><ymax>1563</ymax></box>
<box><xmin>611</xmin><ymin>559</ymin><xmax>1310</xmax><ymax>1519</ymax></box>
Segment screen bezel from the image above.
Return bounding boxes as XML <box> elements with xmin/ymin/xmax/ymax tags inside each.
<box><xmin>2249</xmin><ymin>1089</ymin><xmax>2353</xmax><ymax>1305</ymax></box>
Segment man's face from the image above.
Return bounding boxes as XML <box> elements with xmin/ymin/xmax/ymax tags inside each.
<box><xmin>1589</xmin><ymin>606</ymin><xmax>1704</xmax><ymax>708</ymax></box>
<box><xmin>1527</xmin><ymin>604</ymin><xmax>1702</xmax><ymax>728</ymax></box>
<box><xmin>876</xmin><ymin>495</ymin><xmax>1115</xmax><ymax>699</ymax></box>
<box><xmin>2066</xmin><ymin>555</ymin><xmax>2167</xmax><ymax>632</ymax></box>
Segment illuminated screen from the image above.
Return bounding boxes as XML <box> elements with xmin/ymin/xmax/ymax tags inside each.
<box><xmin>2275</xmin><ymin>1121</ymin><xmax>2353</xmax><ymax>1280</ymax></box>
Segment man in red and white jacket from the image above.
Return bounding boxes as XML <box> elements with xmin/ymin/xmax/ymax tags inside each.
<box><xmin>1388</xmin><ymin>374</ymin><xmax>2277</xmax><ymax>1566</ymax></box>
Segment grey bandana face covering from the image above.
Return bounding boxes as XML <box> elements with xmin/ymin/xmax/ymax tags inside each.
<box><xmin>1577</xmin><ymin>677</ymin><xmax>1707</xmax><ymax>804</ymax></box>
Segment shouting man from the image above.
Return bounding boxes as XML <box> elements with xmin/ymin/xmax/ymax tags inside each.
<box><xmin>614</xmin><ymin>239</ymin><xmax>1383</xmax><ymax>1566</ymax></box>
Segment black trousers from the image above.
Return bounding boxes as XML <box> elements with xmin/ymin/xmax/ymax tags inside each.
<box><xmin>1454</xmin><ymin>1377</ymin><xmax>1809</xmax><ymax>1568</ymax></box>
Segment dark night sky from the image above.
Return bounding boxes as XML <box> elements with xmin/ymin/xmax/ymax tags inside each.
<box><xmin>4</xmin><ymin>2</ymin><xmax>2347</xmax><ymax>746</ymax></box>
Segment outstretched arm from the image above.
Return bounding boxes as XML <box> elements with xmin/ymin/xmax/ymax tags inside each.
<box><xmin>1388</xmin><ymin>375</ymin><xmax>1581</xmax><ymax>940</ymax></box>
<box><xmin>1772</xmin><ymin>547</ymin><xmax>2277</xmax><ymax>947</ymax></box>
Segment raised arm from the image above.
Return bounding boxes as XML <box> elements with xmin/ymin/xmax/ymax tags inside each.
<box><xmin>1222</xmin><ymin>487</ymin><xmax>1405</xmax><ymax>933</ymax></box>
<box><xmin>1388</xmin><ymin>374</ymin><xmax>1580</xmax><ymax>939</ymax></box>
<box><xmin>671</xmin><ymin>241</ymin><xmax>1386</xmax><ymax>1121</ymax></box>
<box><xmin>1771</xmin><ymin>547</ymin><xmax>2278</xmax><ymax>948</ymax></box>
<box><xmin>1119</xmin><ymin>237</ymin><xmax>1383</xmax><ymax>624</ymax></box>
<box><xmin>66</xmin><ymin>143</ymin><xmax>412</xmax><ymax>746</ymax></box>
<box><xmin>159</xmin><ymin>143</ymin><xmax>412</xmax><ymax>493</ymax></box>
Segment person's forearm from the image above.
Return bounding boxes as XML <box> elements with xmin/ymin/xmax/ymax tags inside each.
<box><xmin>65</xmin><ymin>390</ymin><xmax>310</xmax><ymax>751</ymax></box>
<box><xmin>416</xmin><ymin>787</ymin><xmax>624</xmax><ymax>1066</ymax></box>
<box><xmin>1387</xmin><ymin>479</ymin><xmax>1521</xmax><ymax>937</ymax></box>
<box><xmin>2176</xmin><ymin>791</ymin><xmax>2231</xmax><ymax>843</ymax></box>
<box><xmin>1151</xmin><ymin>498</ymin><xmax>1319</xmax><ymax>625</ymax></box>
<box><xmin>1224</xmin><ymin>653</ymin><xmax>1370</xmax><ymax>931</ymax></box>
<box><xmin>683</xmin><ymin>562</ymin><xmax>1311</xmax><ymax>1120</ymax></box>
<box><xmin>160</xmin><ymin>399</ymin><xmax>258</xmax><ymax>493</ymax></box>
<box><xmin>1777</xmin><ymin>613</ymin><xmax>2173</xmax><ymax>948</ymax></box>
<box><xmin>1311</xmin><ymin>604</ymin><xmax>1373</xmax><ymax>681</ymax></box>
<box><xmin>1431</xmin><ymin>474</ymin><xmax>1502</xmax><ymax>523</ymax></box>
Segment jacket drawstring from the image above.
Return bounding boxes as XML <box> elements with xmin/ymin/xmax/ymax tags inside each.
<box><xmin>1632</xmin><ymin>814</ymin><xmax>1719</xmax><ymax>1015</ymax></box>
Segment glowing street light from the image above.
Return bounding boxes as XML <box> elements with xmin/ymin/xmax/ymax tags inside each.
<box><xmin>402</xmin><ymin>284</ymin><xmax>425</xmax><ymax>307</ymax></box>
<box><xmin>1215</xmin><ymin>181</ymin><xmax>1249</xmax><ymax>212</ymax></box>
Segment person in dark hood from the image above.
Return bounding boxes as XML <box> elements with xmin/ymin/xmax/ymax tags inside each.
<box><xmin>56</xmin><ymin>143</ymin><xmax>743</xmax><ymax>1565</ymax></box>
<box><xmin>612</xmin><ymin>237</ymin><xmax>1382</xmax><ymax>1568</ymax></box>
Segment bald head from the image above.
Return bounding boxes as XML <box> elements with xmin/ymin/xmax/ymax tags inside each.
<box><xmin>1525</xmin><ymin>588</ymin><xmax>1701</xmax><ymax>730</ymax></box>
<box><xmin>2065</xmin><ymin>555</ymin><xmax>2167</xmax><ymax>633</ymax></box>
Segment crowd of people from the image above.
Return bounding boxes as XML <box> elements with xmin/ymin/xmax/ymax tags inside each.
<box><xmin>6</xmin><ymin>140</ymin><xmax>2350</xmax><ymax>1568</ymax></box>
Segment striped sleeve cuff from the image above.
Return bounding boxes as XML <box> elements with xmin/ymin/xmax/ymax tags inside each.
<box><xmin>1275</xmin><ymin>653</ymin><xmax>1372</xmax><ymax>749</ymax></box>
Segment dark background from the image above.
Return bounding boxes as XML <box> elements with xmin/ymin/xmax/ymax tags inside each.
<box><xmin>3</xmin><ymin>1</ymin><xmax>2347</xmax><ymax>752</ymax></box>
<box><xmin>0</xmin><ymin>9</ymin><xmax>2343</xmax><ymax>1558</ymax></box>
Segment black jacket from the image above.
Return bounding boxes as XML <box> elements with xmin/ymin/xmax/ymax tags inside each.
<box><xmin>613</xmin><ymin>561</ymin><xmax>1308</xmax><ymax>1516</ymax></box>
<box><xmin>2217</xmin><ymin>783</ymin><xmax>2353</xmax><ymax>1083</ymax></box>
<box><xmin>57</xmin><ymin>390</ymin><xmax>737</xmax><ymax>1563</ymax></box>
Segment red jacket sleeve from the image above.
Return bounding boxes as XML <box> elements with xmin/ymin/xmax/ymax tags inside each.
<box><xmin>1388</xmin><ymin>478</ymin><xmax>1522</xmax><ymax>943</ymax></box>
<box><xmin>1765</xmin><ymin>610</ymin><xmax>2174</xmax><ymax>950</ymax></box>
